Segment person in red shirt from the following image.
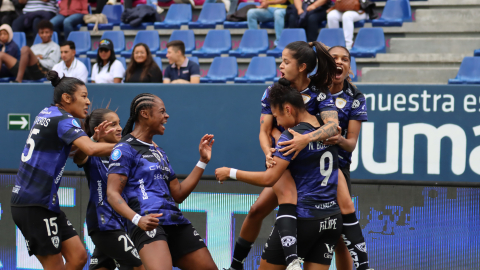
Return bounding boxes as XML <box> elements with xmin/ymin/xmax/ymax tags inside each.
<box><xmin>50</xmin><ymin>0</ymin><xmax>89</xmax><ymax>40</ymax></box>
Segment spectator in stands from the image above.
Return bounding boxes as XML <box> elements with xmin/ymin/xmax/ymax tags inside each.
<box><xmin>50</xmin><ymin>0</ymin><xmax>89</xmax><ymax>41</ymax></box>
<box><xmin>12</xmin><ymin>0</ymin><xmax>58</xmax><ymax>34</ymax></box>
<box><xmin>124</xmin><ymin>43</ymin><xmax>162</xmax><ymax>83</ymax></box>
<box><xmin>205</xmin><ymin>0</ymin><xmax>238</xmax><ymax>15</ymax></box>
<box><xmin>0</xmin><ymin>24</ymin><xmax>19</xmax><ymax>78</ymax></box>
<box><xmin>0</xmin><ymin>20</ymin><xmax>60</xmax><ymax>82</ymax></box>
<box><xmin>327</xmin><ymin>5</ymin><xmax>367</xmax><ymax>50</ymax></box>
<box><xmin>91</xmin><ymin>38</ymin><xmax>125</xmax><ymax>83</ymax></box>
<box><xmin>52</xmin><ymin>41</ymin><xmax>88</xmax><ymax>82</ymax></box>
<box><xmin>0</xmin><ymin>0</ymin><xmax>22</xmax><ymax>25</ymax></box>
<box><xmin>164</xmin><ymin>40</ymin><xmax>200</xmax><ymax>84</ymax></box>
<box><xmin>286</xmin><ymin>0</ymin><xmax>330</xmax><ymax>42</ymax></box>
<box><xmin>246</xmin><ymin>0</ymin><xmax>289</xmax><ymax>46</ymax></box>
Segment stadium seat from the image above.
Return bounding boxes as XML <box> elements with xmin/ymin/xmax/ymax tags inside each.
<box><xmin>259</xmin><ymin>21</ymin><xmax>274</xmax><ymax>29</ymax></box>
<box><xmin>192</xmin><ymin>30</ymin><xmax>231</xmax><ymax>58</ymax></box>
<box><xmin>12</xmin><ymin>32</ymin><xmax>25</xmax><ymax>58</ymax></box>
<box><xmin>88</xmin><ymin>5</ymin><xmax>124</xmax><ymax>30</ymax></box>
<box><xmin>67</xmin><ymin>32</ymin><xmax>91</xmax><ymax>56</ymax></box>
<box><xmin>188</xmin><ymin>56</ymin><xmax>199</xmax><ymax>64</ymax></box>
<box><xmin>229</xmin><ymin>29</ymin><xmax>269</xmax><ymax>58</ymax></box>
<box><xmin>188</xmin><ymin>3</ymin><xmax>226</xmax><ymax>29</ymax></box>
<box><xmin>448</xmin><ymin>57</ymin><xmax>480</xmax><ymax>84</ymax></box>
<box><xmin>223</xmin><ymin>2</ymin><xmax>260</xmax><ymax>28</ymax></box>
<box><xmin>372</xmin><ymin>0</ymin><xmax>412</xmax><ymax>27</ymax></box>
<box><xmin>153</xmin><ymin>57</ymin><xmax>163</xmax><ymax>70</ymax></box>
<box><xmin>86</xmin><ymin>31</ymin><xmax>126</xmax><ymax>58</ymax></box>
<box><xmin>34</xmin><ymin>32</ymin><xmax>58</xmax><ymax>45</ymax></box>
<box><xmin>78</xmin><ymin>57</ymin><xmax>92</xmax><ymax>78</ymax></box>
<box><xmin>349</xmin><ymin>28</ymin><xmax>386</xmax><ymax>58</ymax></box>
<box><xmin>201</xmin><ymin>57</ymin><xmax>237</xmax><ymax>83</ymax></box>
<box><xmin>117</xmin><ymin>57</ymin><xmax>127</xmax><ymax>70</ymax></box>
<box><xmin>235</xmin><ymin>56</ymin><xmax>276</xmax><ymax>83</ymax></box>
<box><xmin>350</xmin><ymin>56</ymin><xmax>357</xmax><ymax>82</ymax></box>
<box><xmin>267</xmin><ymin>29</ymin><xmax>307</xmax><ymax>57</ymax></box>
<box><xmin>154</xmin><ymin>4</ymin><xmax>192</xmax><ymax>29</ymax></box>
<box><xmin>120</xmin><ymin>4</ymin><xmax>159</xmax><ymax>29</ymax></box>
<box><xmin>317</xmin><ymin>28</ymin><xmax>346</xmax><ymax>48</ymax></box>
<box><xmin>121</xmin><ymin>30</ymin><xmax>160</xmax><ymax>58</ymax></box>
<box><xmin>156</xmin><ymin>30</ymin><xmax>195</xmax><ymax>57</ymax></box>
<box><xmin>474</xmin><ymin>49</ymin><xmax>480</xmax><ymax>57</ymax></box>
<box><xmin>75</xmin><ymin>5</ymin><xmax>93</xmax><ymax>30</ymax></box>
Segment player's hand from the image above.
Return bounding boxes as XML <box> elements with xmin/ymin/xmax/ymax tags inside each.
<box><xmin>258</xmin><ymin>1</ymin><xmax>269</xmax><ymax>8</ymax></box>
<box><xmin>265</xmin><ymin>148</ymin><xmax>277</xmax><ymax>168</ymax></box>
<box><xmin>323</xmin><ymin>126</ymin><xmax>342</xmax><ymax>145</ymax></box>
<box><xmin>93</xmin><ymin>120</ymin><xmax>115</xmax><ymax>141</ymax></box>
<box><xmin>138</xmin><ymin>213</ymin><xmax>162</xmax><ymax>231</ymax></box>
<box><xmin>278</xmin><ymin>129</ymin><xmax>310</xmax><ymax>159</ymax></box>
<box><xmin>215</xmin><ymin>167</ymin><xmax>231</xmax><ymax>183</ymax></box>
<box><xmin>199</xmin><ymin>134</ymin><xmax>215</xmax><ymax>163</ymax></box>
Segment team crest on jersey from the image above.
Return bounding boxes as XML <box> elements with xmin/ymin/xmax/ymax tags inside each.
<box><xmin>335</xmin><ymin>98</ymin><xmax>347</xmax><ymax>109</ymax></box>
<box><xmin>302</xmin><ymin>94</ymin><xmax>311</xmax><ymax>104</ymax></box>
<box><xmin>152</xmin><ymin>151</ymin><xmax>163</xmax><ymax>162</ymax></box>
<box><xmin>146</xmin><ymin>229</ymin><xmax>157</xmax><ymax>238</ymax></box>
<box><xmin>72</xmin><ymin>119</ymin><xmax>81</xmax><ymax>128</ymax></box>
<box><xmin>317</xmin><ymin>92</ymin><xmax>326</xmax><ymax>101</ymax></box>
<box><xmin>131</xmin><ymin>248</ymin><xmax>140</xmax><ymax>259</ymax></box>
<box><xmin>356</xmin><ymin>242</ymin><xmax>367</xmax><ymax>253</ymax></box>
<box><xmin>111</xmin><ymin>149</ymin><xmax>122</xmax><ymax>161</ymax></box>
<box><xmin>261</xmin><ymin>89</ymin><xmax>268</xmax><ymax>101</ymax></box>
<box><xmin>51</xmin><ymin>236</ymin><xmax>60</xmax><ymax>248</ymax></box>
<box><xmin>352</xmin><ymin>100</ymin><xmax>360</xmax><ymax>109</ymax></box>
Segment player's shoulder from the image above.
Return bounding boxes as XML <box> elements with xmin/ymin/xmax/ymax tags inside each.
<box><xmin>281</xmin><ymin>122</ymin><xmax>315</xmax><ymax>140</ymax></box>
<box><xmin>261</xmin><ymin>84</ymin><xmax>274</xmax><ymax>101</ymax></box>
<box><xmin>343</xmin><ymin>80</ymin><xmax>364</xmax><ymax>99</ymax></box>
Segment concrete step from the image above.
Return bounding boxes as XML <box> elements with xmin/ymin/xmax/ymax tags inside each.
<box><xmin>355</xmin><ymin>53</ymin><xmax>467</xmax><ymax>64</ymax></box>
<box><xmin>389</xmin><ymin>38</ymin><xmax>480</xmax><ymax>54</ymax></box>
<box><xmin>376</xmin><ymin>0</ymin><xmax>480</xmax><ymax>7</ymax></box>
<box><xmin>415</xmin><ymin>8</ymin><xmax>480</xmax><ymax>23</ymax></box>
<box><xmin>360</xmin><ymin>67</ymin><xmax>459</xmax><ymax>84</ymax></box>
<box><xmin>355</xmin><ymin>23</ymin><xmax>480</xmax><ymax>34</ymax></box>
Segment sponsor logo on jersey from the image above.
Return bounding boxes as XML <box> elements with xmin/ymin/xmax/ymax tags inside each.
<box><xmin>109</xmin><ymin>163</ymin><xmax>121</xmax><ymax>168</ymax></box>
<box><xmin>319</xmin><ymin>217</ymin><xmax>337</xmax><ymax>232</ymax></box>
<box><xmin>139</xmin><ymin>179</ymin><xmax>148</xmax><ymax>200</ymax></box>
<box><xmin>97</xmin><ymin>180</ymin><xmax>103</xmax><ymax>205</ymax></box>
<box><xmin>193</xmin><ymin>230</ymin><xmax>199</xmax><ymax>236</ymax></box>
<box><xmin>90</xmin><ymin>258</ymin><xmax>98</xmax><ymax>265</ymax></box>
<box><xmin>315</xmin><ymin>200</ymin><xmax>337</xmax><ymax>209</ymax></box>
<box><xmin>51</xmin><ymin>236</ymin><xmax>60</xmax><ymax>248</ymax></box>
<box><xmin>324</xmin><ymin>243</ymin><xmax>335</xmax><ymax>258</ymax></box>
<box><xmin>317</xmin><ymin>92</ymin><xmax>326</xmax><ymax>101</ymax></box>
<box><xmin>281</xmin><ymin>236</ymin><xmax>296</xmax><ymax>247</ymax></box>
<box><xmin>72</xmin><ymin>119</ymin><xmax>81</xmax><ymax>128</ymax></box>
<box><xmin>40</xmin><ymin>108</ymin><xmax>52</xmax><ymax>115</ymax></box>
<box><xmin>25</xmin><ymin>240</ymin><xmax>30</xmax><ymax>251</ymax></box>
<box><xmin>302</xmin><ymin>94</ymin><xmax>311</xmax><ymax>104</ymax></box>
<box><xmin>346</xmin><ymin>88</ymin><xmax>353</xmax><ymax>96</ymax></box>
<box><xmin>336</xmin><ymin>98</ymin><xmax>347</xmax><ymax>109</ymax></box>
<box><xmin>131</xmin><ymin>248</ymin><xmax>140</xmax><ymax>259</ymax></box>
<box><xmin>111</xmin><ymin>149</ymin><xmax>122</xmax><ymax>161</ymax></box>
<box><xmin>262</xmin><ymin>89</ymin><xmax>268</xmax><ymax>101</ymax></box>
<box><xmin>146</xmin><ymin>229</ymin><xmax>156</xmax><ymax>238</ymax></box>
<box><xmin>126</xmin><ymin>138</ymin><xmax>133</xmax><ymax>142</ymax></box>
<box><xmin>67</xmin><ymin>220</ymin><xmax>72</xmax><ymax>226</ymax></box>
<box><xmin>356</xmin><ymin>242</ymin><xmax>367</xmax><ymax>253</ymax></box>
<box><xmin>55</xmin><ymin>164</ymin><xmax>66</xmax><ymax>185</ymax></box>
<box><xmin>352</xmin><ymin>100</ymin><xmax>360</xmax><ymax>109</ymax></box>
<box><xmin>12</xmin><ymin>185</ymin><xmax>21</xmax><ymax>194</ymax></box>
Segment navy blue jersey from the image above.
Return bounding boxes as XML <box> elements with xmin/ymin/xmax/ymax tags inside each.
<box><xmin>331</xmin><ymin>80</ymin><xmax>368</xmax><ymax>167</ymax></box>
<box><xmin>107</xmin><ymin>134</ymin><xmax>190</xmax><ymax>231</ymax></box>
<box><xmin>81</xmin><ymin>156</ymin><xmax>126</xmax><ymax>234</ymax></box>
<box><xmin>273</xmin><ymin>122</ymin><xmax>340</xmax><ymax>220</ymax></box>
<box><xmin>12</xmin><ymin>106</ymin><xmax>87</xmax><ymax>213</ymax></box>
<box><xmin>261</xmin><ymin>83</ymin><xmax>336</xmax><ymax>132</ymax></box>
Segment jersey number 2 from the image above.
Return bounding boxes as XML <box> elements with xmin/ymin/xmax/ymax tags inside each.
<box><xmin>118</xmin><ymin>234</ymin><xmax>134</xmax><ymax>252</ymax></box>
<box><xmin>21</xmin><ymin>128</ymin><xmax>40</xmax><ymax>162</ymax></box>
<box><xmin>320</xmin><ymin>151</ymin><xmax>333</xmax><ymax>186</ymax></box>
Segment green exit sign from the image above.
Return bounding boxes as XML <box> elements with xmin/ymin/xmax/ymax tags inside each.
<box><xmin>8</xmin><ymin>114</ymin><xmax>30</xmax><ymax>130</ymax></box>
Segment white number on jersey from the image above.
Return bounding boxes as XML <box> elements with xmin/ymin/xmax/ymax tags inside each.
<box><xmin>320</xmin><ymin>151</ymin><xmax>333</xmax><ymax>186</ymax></box>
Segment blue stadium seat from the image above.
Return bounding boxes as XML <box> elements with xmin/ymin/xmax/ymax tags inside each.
<box><xmin>229</xmin><ymin>29</ymin><xmax>269</xmax><ymax>58</ymax></box>
<box><xmin>350</xmin><ymin>56</ymin><xmax>357</xmax><ymax>82</ymax></box>
<box><xmin>121</xmin><ymin>4</ymin><xmax>158</xmax><ymax>29</ymax></box>
<box><xmin>235</xmin><ymin>56</ymin><xmax>276</xmax><ymax>83</ymax></box>
<box><xmin>88</xmin><ymin>5</ymin><xmax>124</xmax><ymax>30</ymax></box>
<box><xmin>121</xmin><ymin>30</ymin><xmax>160</xmax><ymax>58</ymax></box>
<box><xmin>201</xmin><ymin>57</ymin><xmax>237</xmax><ymax>83</ymax></box>
<box><xmin>34</xmin><ymin>32</ymin><xmax>58</xmax><ymax>45</ymax></box>
<box><xmin>156</xmin><ymin>30</ymin><xmax>195</xmax><ymax>57</ymax></box>
<box><xmin>13</xmin><ymin>32</ymin><xmax>26</xmax><ymax>49</ymax></box>
<box><xmin>188</xmin><ymin>3</ymin><xmax>226</xmax><ymax>29</ymax></box>
<box><xmin>223</xmin><ymin>2</ymin><xmax>260</xmax><ymax>28</ymax></box>
<box><xmin>372</xmin><ymin>0</ymin><xmax>412</xmax><ymax>27</ymax></box>
<box><xmin>448</xmin><ymin>57</ymin><xmax>480</xmax><ymax>84</ymax></box>
<box><xmin>153</xmin><ymin>57</ymin><xmax>163</xmax><ymax>70</ymax></box>
<box><xmin>349</xmin><ymin>28</ymin><xmax>386</xmax><ymax>58</ymax></box>
<box><xmin>192</xmin><ymin>30</ymin><xmax>231</xmax><ymax>58</ymax></box>
<box><xmin>67</xmin><ymin>32</ymin><xmax>91</xmax><ymax>56</ymax></box>
<box><xmin>75</xmin><ymin>5</ymin><xmax>92</xmax><ymax>30</ymax></box>
<box><xmin>117</xmin><ymin>57</ymin><xmax>127</xmax><ymax>70</ymax></box>
<box><xmin>154</xmin><ymin>4</ymin><xmax>192</xmax><ymax>29</ymax></box>
<box><xmin>86</xmin><ymin>31</ymin><xmax>125</xmax><ymax>58</ymax></box>
<box><xmin>78</xmin><ymin>57</ymin><xmax>92</xmax><ymax>78</ymax></box>
<box><xmin>474</xmin><ymin>49</ymin><xmax>480</xmax><ymax>56</ymax></box>
<box><xmin>188</xmin><ymin>56</ymin><xmax>199</xmax><ymax>64</ymax></box>
<box><xmin>317</xmin><ymin>28</ymin><xmax>346</xmax><ymax>48</ymax></box>
<box><xmin>267</xmin><ymin>29</ymin><xmax>307</xmax><ymax>57</ymax></box>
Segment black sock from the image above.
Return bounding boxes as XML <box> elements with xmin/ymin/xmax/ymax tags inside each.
<box><xmin>342</xmin><ymin>213</ymin><xmax>370</xmax><ymax>270</ymax></box>
<box><xmin>230</xmin><ymin>237</ymin><xmax>253</xmax><ymax>270</ymax></box>
<box><xmin>276</xmin><ymin>204</ymin><xmax>298</xmax><ymax>265</ymax></box>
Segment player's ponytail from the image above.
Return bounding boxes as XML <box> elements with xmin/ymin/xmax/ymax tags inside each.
<box><xmin>48</xmin><ymin>70</ymin><xmax>86</xmax><ymax>106</ymax></box>
<box><xmin>268</xmin><ymin>78</ymin><xmax>306</xmax><ymax>112</ymax></box>
<box><xmin>122</xmin><ymin>93</ymin><xmax>156</xmax><ymax>136</ymax></box>
<box><xmin>84</xmin><ymin>108</ymin><xmax>115</xmax><ymax>137</ymax></box>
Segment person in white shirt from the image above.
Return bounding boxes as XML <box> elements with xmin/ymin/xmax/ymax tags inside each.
<box><xmin>52</xmin><ymin>41</ymin><xmax>88</xmax><ymax>83</ymax></box>
<box><xmin>91</xmin><ymin>39</ymin><xmax>125</xmax><ymax>84</ymax></box>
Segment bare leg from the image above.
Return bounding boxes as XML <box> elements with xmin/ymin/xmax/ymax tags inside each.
<box><xmin>258</xmin><ymin>259</ymin><xmax>286</xmax><ymax>270</ymax></box>
<box><xmin>61</xmin><ymin>236</ymin><xmax>88</xmax><ymax>270</ymax></box>
<box><xmin>36</xmin><ymin>253</ymin><xmax>66</xmax><ymax>270</ymax></box>
<box><xmin>271</xmin><ymin>170</ymin><xmax>296</xmax><ymax>205</ymax></box>
<box><xmin>303</xmin><ymin>261</ymin><xmax>330</xmax><ymax>270</ymax></box>
<box><xmin>15</xmin><ymin>46</ymin><xmax>39</xmax><ymax>82</ymax></box>
<box><xmin>0</xmin><ymin>52</ymin><xmax>18</xmax><ymax>73</ymax></box>
<box><xmin>134</xmin><ymin>265</ymin><xmax>146</xmax><ymax>270</ymax></box>
<box><xmin>138</xmin><ymin>240</ymin><xmax>172</xmax><ymax>270</ymax></box>
<box><xmin>335</xmin><ymin>170</ymin><xmax>354</xmax><ymax>270</ymax></box>
<box><xmin>175</xmin><ymin>247</ymin><xmax>217</xmax><ymax>270</ymax></box>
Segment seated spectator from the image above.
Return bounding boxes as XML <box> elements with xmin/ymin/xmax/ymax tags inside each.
<box><xmin>246</xmin><ymin>0</ymin><xmax>289</xmax><ymax>46</ymax></box>
<box><xmin>205</xmin><ymin>0</ymin><xmax>238</xmax><ymax>15</ymax></box>
<box><xmin>0</xmin><ymin>24</ymin><xmax>19</xmax><ymax>78</ymax></box>
<box><xmin>286</xmin><ymin>0</ymin><xmax>330</xmax><ymax>42</ymax></box>
<box><xmin>124</xmin><ymin>43</ymin><xmax>162</xmax><ymax>83</ymax></box>
<box><xmin>0</xmin><ymin>0</ymin><xmax>22</xmax><ymax>25</ymax></box>
<box><xmin>50</xmin><ymin>0</ymin><xmax>89</xmax><ymax>41</ymax></box>
<box><xmin>52</xmin><ymin>41</ymin><xmax>88</xmax><ymax>82</ymax></box>
<box><xmin>0</xmin><ymin>20</ymin><xmax>60</xmax><ymax>82</ymax></box>
<box><xmin>164</xmin><ymin>40</ymin><xmax>200</xmax><ymax>84</ymax></box>
<box><xmin>12</xmin><ymin>0</ymin><xmax>58</xmax><ymax>34</ymax></box>
<box><xmin>327</xmin><ymin>4</ymin><xmax>366</xmax><ymax>50</ymax></box>
<box><xmin>91</xmin><ymin>38</ymin><xmax>125</xmax><ymax>83</ymax></box>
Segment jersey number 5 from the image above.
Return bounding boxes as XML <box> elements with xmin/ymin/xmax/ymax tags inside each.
<box><xmin>21</xmin><ymin>128</ymin><xmax>40</xmax><ymax>162</ymax></box>
<box><xmin>320</xmin><ymin>151</ymin><xmax>333</xmax><ymax>186</ymax></box>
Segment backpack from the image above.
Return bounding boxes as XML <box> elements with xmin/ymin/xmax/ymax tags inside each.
<box><xmin>83</xmin><ymin>14</ymin><xmax>108</xmax><ymax>33</ymax></box>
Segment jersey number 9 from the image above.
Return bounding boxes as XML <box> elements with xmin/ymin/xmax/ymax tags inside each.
<box><xmin>320</xmin><ymin>151</ymin><xmax>333</xmax><ymax>186</ymax></box>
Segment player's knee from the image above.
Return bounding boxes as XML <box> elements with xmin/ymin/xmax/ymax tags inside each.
<box><xmin>340</xmin><ymin>198</ymin><xmax>355</xmax><ymax>214</ymax></box>
<box><xmin>71</xmin><ymin>249</ymin><xmax>88</xmax><ymax>267</ymax></box>
<box><xmin>247</xmin><ymin>203</ymin><xmax>269</xmax><ymax>221</ymax></box>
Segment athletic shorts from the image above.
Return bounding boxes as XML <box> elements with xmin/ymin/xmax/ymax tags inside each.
<box><xmin>340</xmin><ymin>165</ymin><xmax>352</xmax><ymax>196</ymax></box>
<box><xmin>11</xmin><ymin>206</ymin><xmax>78</xmax><ymax>256</ymax></box>
<box><xmin>130</xmin><ymin>223</ymin><xmax>206</xmax><ymax>265</ymax></box>
<box><xmin>262</xmin><ymin>214</ymin><xmax>343</xmax><ymax>266</ymax></box>
<box><xmin>89</xmin><ymin>230</ymin><xmax>143</xmax><ymax>270</ymax></box>
<box><xmin>10</xmin><ymin>61</ymin><xmax>48</xmax><ymax>80</ymax></box>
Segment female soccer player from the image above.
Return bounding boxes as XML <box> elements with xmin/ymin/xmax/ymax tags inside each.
<box><xmin>74</xmin><ymin>108</ymin><xmax>145</xmax><ymax>270</ymax></box>
<box><xmin>106</xmin><ymin>93</ymin><xmax>217</xmax><ymax>270</ymax></box>
<box><xmin>216</xmin><ymin>82</ymin><xmax>343</xmax><ymax>270</ymax></box>
<box><xmin>11</xmin><ymin>71</ymin><xmax>115</xmax><ymax>270</ymax></box>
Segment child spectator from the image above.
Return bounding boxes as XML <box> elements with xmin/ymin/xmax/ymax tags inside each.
<box><xmin>52</xmin><ymin>41</ymin><xmax>88</xmax><ymax>82</ymax></box>
<box><xmin>164</xmin><ymin>40</ymin><xmax>200</xmax><ymax>84</ymax></box>
<box><xmin>0</xmin><ymin>24</ymin><xmax>19</xmax><ymax>78</ymax></box>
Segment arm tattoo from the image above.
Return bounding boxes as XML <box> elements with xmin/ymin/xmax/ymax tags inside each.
<box><xmin>307</xmin><ymin>110</ymin><xmax>339</xmax><ymax>142</ymax></box>
<box><xmin>320</xmin><ymin>111</ymin><xmax>338</xmax><ymax>122</ymax></box>
<box><xmin>119</xmin><ymin>176</ymin><xmax>127</xmax><ymax>189</ymax></box>
<box><xmin>260</xmin><ymin>115</ymin><xmax>265</xmax><ymax>125</ymax></box>
<box><xmin>117</xmin><ymin>199</ymin><xmax>124</xmax><ymax>205</ymax></box>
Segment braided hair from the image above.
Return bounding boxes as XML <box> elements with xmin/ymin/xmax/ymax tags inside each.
<box><xmin>122</xmin><ymin>93</ymin><xmax>156</xmax><ymax>136</ymax></box>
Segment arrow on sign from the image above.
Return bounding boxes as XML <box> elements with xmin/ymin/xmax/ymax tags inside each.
<box><xmin>10</xmin><ymin>117</ymin><xmax>29</xmax><ymax>129</ymax></box>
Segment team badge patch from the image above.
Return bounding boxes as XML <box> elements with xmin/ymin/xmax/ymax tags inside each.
<box><xmin>352</xmin><ymin>100</ymin><xmax>360</xmax><ymax>109</ymax></box>
<box><xmin>111</xmin><ymin>149</ymin><xmax>122</xmax><ymax>161</ymax></box>
<box><xmin>281</xmin><ymin>236</ymin><xmax>296</xmax><ymax>247</ymax></box>
<box><xmin>146</xmin><ymin>229</ymin><xmax>157</xmax><ymax>238</ymax></box>
<box><xmin>193</xmin><ymin>230</ymin><xmax>199</xmax><ymax>236</ymax></box>
<box><xmin>335</xmin><ymin>98</ymin><xmax>347</xmax><ymax>109</ymax></box>
<box><xmin>72</xmin><ymin>119</ymin><xmax>81</xmax><ymax>128</ymax></box>
<box><xmin>261</xmin><ymin>89</ymin><xmax>268</xmax><ymax>101</ymax></box>
<box><xmin>131</xmin><ymin>248</ymin><xmax>140</xmax><ymax>259</ymax></box>
<box><xmin>51</xmin><ymin>236</ymin><xmax>60</xmax><ymax>248</ymax></box>
<box><xmin>302</xmin><ymin>94</ymin><xmax>311</xmax><ymax>104</ymax></box>
<box><xmin>317</xmin><ymin>92</ymin><xmax>326</xmax><ymax>101</ymax></box>
<box><xmin>356</xmin><ymin>242</ymin><xmax>367</xmax><ymax>253</ymax></box>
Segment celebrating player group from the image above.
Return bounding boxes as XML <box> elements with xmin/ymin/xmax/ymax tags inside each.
<box><xmin>11</xmin><ymin>41</ymin><xmax>371</xmax><ymax>270</ymax></box>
